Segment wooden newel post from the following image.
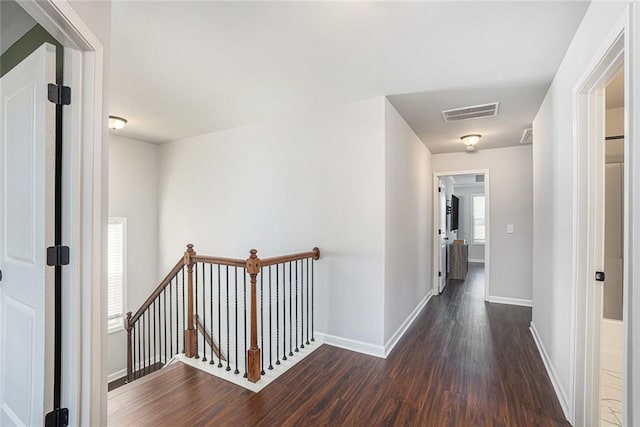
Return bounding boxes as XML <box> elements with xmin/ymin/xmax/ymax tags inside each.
<box><xmin>125</xmin><ymin>311</ymin><xmax>133</xmax><ymax>382</ymax></box>
<box><xmin>184</xmin><ymin>244</ymin><xmax>197</xmax><ymax>358</ymax></box>
<box><xmin>246</xmin><ymin>249</ymin><xmax>261</xmax><ymax>383</ymax></box>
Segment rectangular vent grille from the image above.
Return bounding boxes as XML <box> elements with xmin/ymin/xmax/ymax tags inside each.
<box><xmin>475</xmin><ymin>174</ymin><xmax>484</xmax><ymax>183</ymax></box>
<box><xmin>442</xmin><ymin>102</ymin><xmax>499</xmax><ymax>122</ymax></box>
<box><xmin>520</xmin><ymin>128</ymin><xmax>533</xmax><ymax>144</ymax></box>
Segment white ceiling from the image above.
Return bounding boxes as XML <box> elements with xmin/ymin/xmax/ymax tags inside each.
<box><xmin>110</xmin><ymin>1</ymin><xmax>590</xmax><ymax>148</ymax></box>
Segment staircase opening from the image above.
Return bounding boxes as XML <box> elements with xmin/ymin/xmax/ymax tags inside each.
<box><xmin>113</xmin><ymin>244</ymin><xmax>321</xmax><ymax>392</ymax></box>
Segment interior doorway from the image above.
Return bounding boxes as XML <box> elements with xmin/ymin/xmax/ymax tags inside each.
<box><xmin>599</xmin><ymin>69</ymin><xmax>625</xmax><ymax>427</ymax></box>
<box><xmin>573</xmin><ymin>30</ymin><xmax>628</xmax><ymax>427</ymax></box>
<box><xmin>3</xmin><ymin>0</ymin><xmax>108</xmax><ymax>424</ymax></box>
<box><xmin>433</xmin><ymin>170</ymin><xmax>490</xmax><ymax>300</ymax></box>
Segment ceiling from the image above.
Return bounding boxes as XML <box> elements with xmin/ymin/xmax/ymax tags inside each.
<box><xmin>110</xmin><ymin>1</ymin><xmax>590</xmax><ymax>149</ymax></box>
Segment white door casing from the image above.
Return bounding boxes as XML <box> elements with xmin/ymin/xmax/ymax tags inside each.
<box><xmin>0</xmin><ymin>43</ymin><xmax>56</xmax><ymax>426</ymax></box>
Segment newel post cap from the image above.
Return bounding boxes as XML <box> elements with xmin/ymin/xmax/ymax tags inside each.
<box><xmin>184</xmin><ymin>243</ymin><xmax>196</xmax><ymax>265</ymax></box>
<box><xmin>247</xmin><ymin>249</ymin><xmax>260</xmax><ymax>274</ymax></box>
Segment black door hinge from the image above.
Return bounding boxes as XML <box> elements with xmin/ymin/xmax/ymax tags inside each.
<box><xmin>438</xmin><ymin>229</ymin><xmax>441</xmax><ymax>235</ymax></box>
<box><xmin>48</xmin><ymin>84</ymin><xmax>71</xmax><ymax>106</ymax></box>
<box><xmin>45</xmin><ymin>408</ymin><xmax>68</xmax><ymax>427</ymax></box>
<box><xmin>47</xmin><ymin>246</ymin><xmax>70</xmax><ymax>266</ymax></box>
<box><xmin>438</xmin><ymin>271</ymin><xmax>442</xmax><ymax>277</ymax></box>
<box><xmin>595</xmin><ymin>271</ymin><xmax>605</xmax><ymax>282</ymax></box>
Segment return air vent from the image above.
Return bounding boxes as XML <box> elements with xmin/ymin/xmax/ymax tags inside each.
<box><xmin>520</xmin><ymin>128</ymin><xmax>533</xmax><ymax>145</ymax></box>
<box><xmin>442</xmin><ymin>102</ymin><xmax>499</xmax><ymax>122</ymax></box>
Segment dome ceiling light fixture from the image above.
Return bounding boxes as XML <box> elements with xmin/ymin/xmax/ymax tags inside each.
<box><xmin>109</xmin><ymin>115</ymin><xmax>128</xmax><ymax>130</ymax></box>
<box><xmin>460</xmin><ymin>134</ymin><xmax>481</xmax><ymax>146</ymax></box>
<box><xmin>461</xmin><ymin>134</ymin><xmax>481</xmax><ymax>153</ymax></box>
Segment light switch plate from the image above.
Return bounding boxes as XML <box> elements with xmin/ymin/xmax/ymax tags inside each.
<box><xmin>507</xmin><ymin>224</ymin><xmax>514</xmax><ymax>234</ymax></box>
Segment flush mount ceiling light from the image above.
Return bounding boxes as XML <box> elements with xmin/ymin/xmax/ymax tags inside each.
<box><xmin>109</xmin><ymin>115</ymin><xmax>128</xmax><ymax>130</ymax></box>
<box><xmin>461</xmin><ymin>134</ymin><xmax>481</xmax><ymax>146</ymax></box>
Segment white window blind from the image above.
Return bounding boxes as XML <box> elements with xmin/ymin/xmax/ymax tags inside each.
<box><xmin>108</xmin><ymin>218</ymin><xmax>126</xmax><ymax>332</ymax></box>
<box><xmin>473</xmin><ymin>196</ymin><xmax>486</xmax><ymax>242</ymax></box>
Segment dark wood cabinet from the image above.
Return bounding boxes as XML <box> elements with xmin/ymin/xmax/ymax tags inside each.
<box><xmin>449</xmin><ymin>243</ymin><xmax>468</xmax><ymax>280</ymax></box>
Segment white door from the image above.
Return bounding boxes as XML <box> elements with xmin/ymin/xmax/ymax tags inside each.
<box><xmin>0</xmin><ymin>43</ymin><xmax>56</xmax><ymax>426</ymax></box>
<box><xmin>438</xmin><ymin>181</ymin><xmax>447</xmax><ymax>293</ymax></box>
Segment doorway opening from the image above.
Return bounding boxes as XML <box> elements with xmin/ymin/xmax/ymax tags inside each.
<box><xmin>599</xmin><ymin>68</ymin><xmax>625</xmax><ymax>427</ymax></box>
<box><xmin>573</xmin><ymin>29</ymin><xmax>628</xmax><ymax>427</ymax></box>
<box><xmin>433</xmin><ymin>170</ymin><xmax>489</xmax><ymax>301</ymax></box>
<box><xmin>2</xmin><ymin>0</ymin><xmax>107</xmax><ymax>424</ymax></box>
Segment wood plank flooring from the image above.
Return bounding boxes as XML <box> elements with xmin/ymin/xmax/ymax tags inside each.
<box><xmin>108</xmin><ymin>264</ymin><xmax>568</xmax><ymax>426</ymax></box>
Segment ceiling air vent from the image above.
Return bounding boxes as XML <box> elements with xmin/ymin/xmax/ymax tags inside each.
<box><xmin>442</xmin><ymin>102</ymin><xmax>499</xmax><ymax>122</ymax></box>
<box><xmin>520</xmin><ymin>128</ymin><xmax>533</xmax><ymax>145</ymax></box>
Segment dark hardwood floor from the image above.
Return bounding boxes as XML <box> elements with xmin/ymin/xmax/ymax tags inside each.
<box><xmin>108</xmin><ymin>263</ymin><xmax>568</xmax><ymax>426</ymax></box>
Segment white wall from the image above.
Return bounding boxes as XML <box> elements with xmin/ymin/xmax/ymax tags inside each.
<box><xmin>432</xmin><ymin>145</ymin><xmax>533</xmax><ymax>301</ymax></box>
<box><xmin>158</xmin><ymin>97</ymin><xmax>387</xmax><ymax>347</ymax></box>
<box><xmin>453</xmin><ymin>184</ymin><xmax>485</xmax><ymax>262</ymax></box>
<box><xmin>531</xmin><ymin>2</ymin><xmax>631</xmax><ymax>423</ymax></box>
<box><xmin>108</xmin><ymin>134</ymin><xmax>160</xmax><ymax>378</ymax></box>
<box><xmin>383</xmin><ymin>99</ymin><xmax>432</xmax><ymax>345</ymax></box>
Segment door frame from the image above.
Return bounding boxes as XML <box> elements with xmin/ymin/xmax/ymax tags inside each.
<box><xmin>17</xmin><ymin>1</ymin><xmax>105</xmax><ymax>425</ymax></box>
<box><xmin>432</xmin><ymin>169</ymin><xmax>490</xmax><ymax>302</ymax></box>
<box><xmin>571</xmin><ymin>15</ymin><xmax>631</xmax><ymax>426</ymax></box>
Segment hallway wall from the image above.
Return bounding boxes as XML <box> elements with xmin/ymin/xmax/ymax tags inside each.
<box><xmin>531</xmin><ymin>2</ymin><xmax>632</xmax><ymax>423</ymax></box>
<box><xmin>107</xmin><ymin>134</ymin><xmax>160</xmax><ymax>379</ymax></box>
<box><xmin>432</xmin><ymin>145</ymin><xmax>533</xmax><ymax>303</ymax></box>
<box><xmin>158</xmin><ymin>97</ymin><xmax>387</xmax><ymax>349</ymax></box>
<box><xmin>383</xmin><ymin>99</ymin><xmax>432</xmax><ymax>347</ymax></box>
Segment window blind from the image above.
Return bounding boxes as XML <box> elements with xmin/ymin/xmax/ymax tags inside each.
<box><xmin>473</xmin><ymin>196</ymin><xmax>486</xmax><ymax>242</ymax></box>
<box><xmin>108</xmin><ymin>219</ymin><xmax>125</xmax><ymax>323</ymax></box>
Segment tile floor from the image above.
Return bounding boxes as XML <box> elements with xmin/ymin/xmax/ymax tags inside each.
<box><xmin>601</xmin><ymin>318</ymin><xmax>623</xmax><ymax>427</ymax></box>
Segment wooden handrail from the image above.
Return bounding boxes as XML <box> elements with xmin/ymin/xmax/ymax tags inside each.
<box><xmin>126</xmin><ymin>243</ymin><xmax>321</xmax><ymax>385</ymax></box>
<box><xmin>191</xmin><ymin>254</ymin><xmax>245</xmax><ymax>268</ymax></box>
<box><xmin>260</xmin><ymin>247</ymin><xmax>320</xmax><ymax>267</ymax></box>
<box><xmin>195</xmin><ymin>314</ymin><xmax>225</xmax><ymax>361</ymax></box>
<box><xmin>128</xmin><ymin>257</ymin><xmax>184</xmax><ymax>326</ymax></box>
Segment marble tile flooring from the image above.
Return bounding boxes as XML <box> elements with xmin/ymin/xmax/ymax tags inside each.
<box><xmin>601</xmin><ymin>318</ymin><xmax>623</xmax><ymax>427</ymax></box>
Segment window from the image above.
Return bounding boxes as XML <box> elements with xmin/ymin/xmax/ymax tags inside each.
<box><xmin>473</xmin><ymin>196</ymin><xmax>485</xmax><ymax>242</ymax></box>
<box><xmin>108</xmin><ymin>218</ymin><xmax>127</xmax><ymax>333</ymax></box>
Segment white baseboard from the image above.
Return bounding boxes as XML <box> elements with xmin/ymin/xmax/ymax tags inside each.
<box><xmin>108</xmin><ymin>368</ymin><xmax>126</xmax><ymax>383</ymax></box>
<box><xmin>316</xmin><ymin>290</ymin><xmax>433</xmax><ymax>360</ymax></box>
<box><xmin>384</xmin><ymin>291</ymin><xmax>432</xmax><ymax>357</ymax></box>
<box><xmin>530</xmin><ymin>322</ymin><xmax>571</xmax><ymax>421</ymax></box>
<box><xmin>107</xmin><ymin>356</ymin><xmax>165</xmax><ymax>383</ymax></box>
<box><xmin>488</xmin><ymin>296</ymin><xmax>532</xmax><ymax>307</ymax></box>
<box><xmin>315</xmin><ymin>332</ymin><xmax>385</xmax><ymax>358</ymax></box>
<box><xmin>468</xmin><ymin>258</ymin><xmax>485</xmax><ymax>263</ymax></box>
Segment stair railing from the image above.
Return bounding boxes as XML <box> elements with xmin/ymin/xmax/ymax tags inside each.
<box><xmin>125</xmin><ymin>244</ymin><xmax>320</xmax><ymax>384</ymax></box>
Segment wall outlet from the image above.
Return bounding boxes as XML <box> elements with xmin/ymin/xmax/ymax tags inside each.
<box><xmin>507</xmin><ymin>224</ymin><xmax>514</xmax><ymax>234</ymax></box>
